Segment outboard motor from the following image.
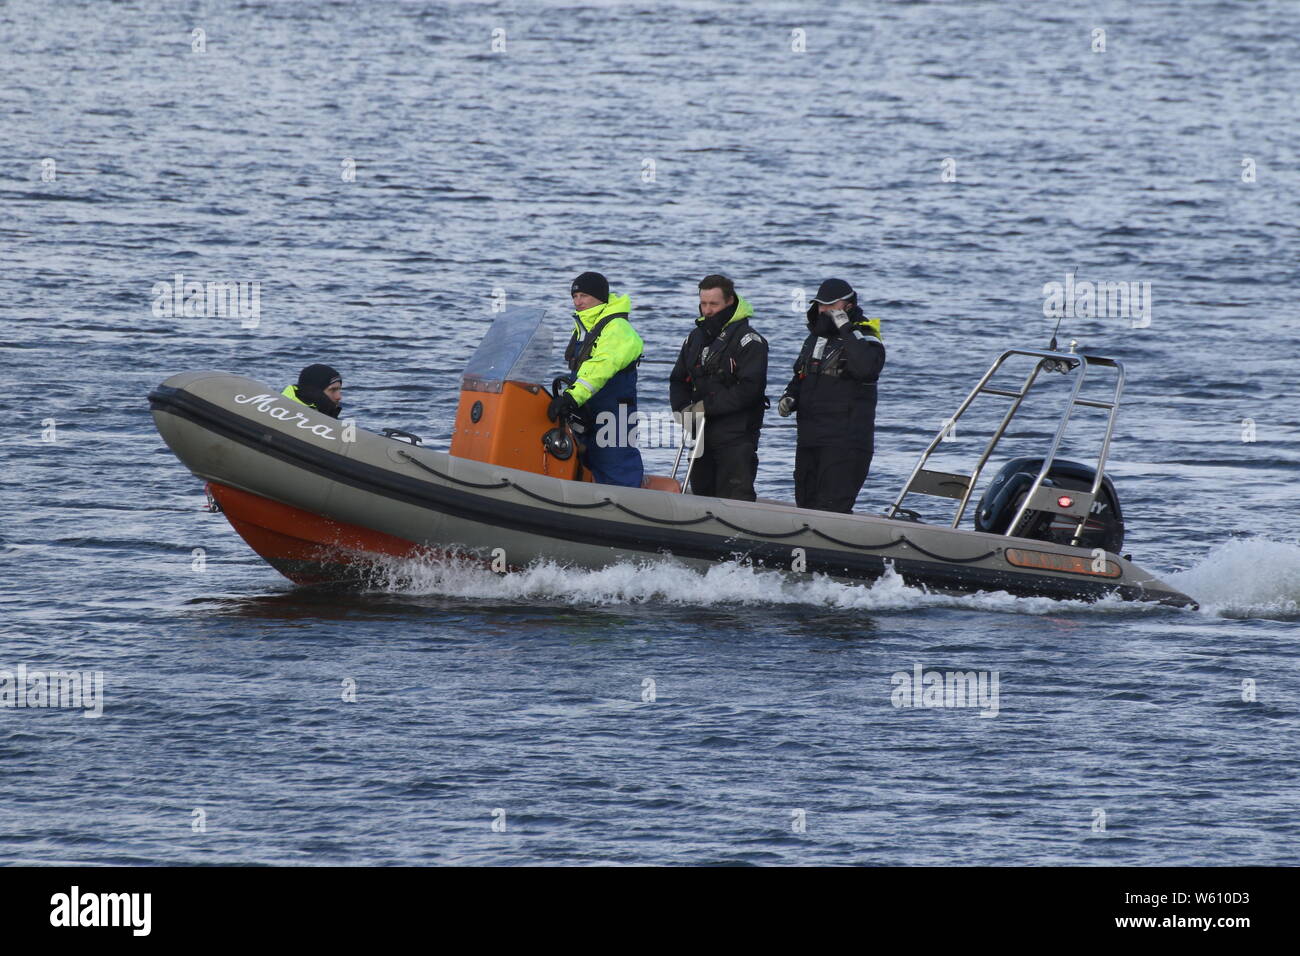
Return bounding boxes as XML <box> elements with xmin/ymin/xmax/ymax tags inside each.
<box><xmin>974</xmin><ymin>457</ymin><xmax>1124</xmax><ymax>553</ymax></box>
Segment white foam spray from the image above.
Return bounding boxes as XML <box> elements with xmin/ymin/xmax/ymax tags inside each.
<box><xmin>1168</xmin><ymin>537</ymin><xmax>1300</xmax><ymax>619</ymax></box>
<box><xmin>360</xmin><ymin>552</ymin><xmax>1145</xmax><ymax>616</ymax></box>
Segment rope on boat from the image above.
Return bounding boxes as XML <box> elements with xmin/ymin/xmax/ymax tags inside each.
<box><xmin>708</xmin><ymin>514</ymin><xmax>810</xmax><ymax>539</ymax></box>
<box><xmin>894</xmin><ymin>538</ymin><xmax>999</xmax><ymax>564</ymax></box>
<box><xmin>805</xmin><ymin>525</ymin><xmax>996</xmax><ymax>562</ymax></box>
<box><xmin>609</xmin><ymin>503</ymin><xmax>715</xmax><ymax>526</ymax></box>
<box><xmin>805</xmin><ymin>526</ymin><xmax>910</xmax><ymax>551</ymax></box>
<box><xmin>510</xmin><ymin>485</ymin><xmax>613</xmax><ymax>510</ymax></box>
<box><xmin>397</xmin><ymin>451</ymin><xmax>511</xmax><ymax>490</ymax></box>
<box><xmin>395</xmin><ymin>449</ymin><xmax>997</xmax><ymax>562</ymax></box>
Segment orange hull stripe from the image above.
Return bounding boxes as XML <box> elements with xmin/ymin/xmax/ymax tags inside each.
<box><xmin>207</xmin><ymin>482</ymin><xmax>424</xmax><ymax>564</ymax></box>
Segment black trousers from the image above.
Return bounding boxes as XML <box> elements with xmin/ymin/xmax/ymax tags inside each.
<box><xmin>794</xmin><ymin>444</ymin><xmax>871</xmax><ymax>513</ymax></box>
<box><xmin>688</xmin><ymin>438</ymin><xmax>758</xmax><ymax>502</ymax></box>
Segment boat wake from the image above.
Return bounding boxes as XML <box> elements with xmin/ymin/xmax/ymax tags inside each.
<box><xmin>1167</xmin><ymin>537</ymin><xmax>1300</xmax><ymax>620</ymax></box>
<box><xmin>359</xmin><ymin>552</ymin><xmax>1154</xmax><ymax>616</ymax></box>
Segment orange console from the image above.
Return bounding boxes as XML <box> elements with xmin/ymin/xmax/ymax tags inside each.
<box><xmin>449</xmin><ymin>380</ymin><xmax>581</xmax><ymax>480</ymax></box>
<box><xmin>448</xmin><ymin>379</ymin><xmax>682</xmax><ymax>492</ymax></box>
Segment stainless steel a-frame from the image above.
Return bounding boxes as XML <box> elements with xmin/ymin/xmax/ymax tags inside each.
<box><xmin>886</xmin><ymin>346</ymin><xmax>1125</xmax><ymax>547</ymax></box>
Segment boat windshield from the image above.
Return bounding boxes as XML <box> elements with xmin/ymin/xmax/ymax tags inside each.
<box><xmin>461</xmin><ymin>306</ymin><xmax>556</xmax><ymax>390</ymax></box>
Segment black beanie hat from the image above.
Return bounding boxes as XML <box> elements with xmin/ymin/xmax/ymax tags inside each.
<box><xmin>570</xmin><ymin>272</ymin><xmax>609</xmax><ymax>302</ymax></box>
<box><xmin>298</xmin><ymin>364</ymin><xmax>342</xmax><ymax>390</ymax></box>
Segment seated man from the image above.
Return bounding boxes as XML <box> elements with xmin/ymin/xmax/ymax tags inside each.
<box><xmin>282</xmin><ymin>364</ymin><xmax>344</xmax><ymax>418</ymax></box>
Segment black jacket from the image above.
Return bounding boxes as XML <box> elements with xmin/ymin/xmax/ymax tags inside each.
<box><xmin>670</xmin><ymin>302</ymin><xmax>768</xmax><ymax>445</ymax></box>
<box><xmin>783</xmin><ymin>305</ymin><xmax>885</xmax><ymax>450</ymax></box>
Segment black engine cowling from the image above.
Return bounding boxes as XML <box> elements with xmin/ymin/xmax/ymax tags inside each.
<box><xmin>974</xmin><ymin>457</ymin><xmax>1125</xmax><ymax>553</ymax></box>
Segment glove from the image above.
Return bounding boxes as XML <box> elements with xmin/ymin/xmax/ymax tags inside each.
<box><xmin>777</xmin><ymin>395</ymin><xmax>796</xmax><ymax>418</ymax></box>
<box><xmin>813</xmin><ymin>311</ymin><xmax>838</xmax><ymax>337</ymax></box>
<box><xmin>547</xmin><ymin>390</ymin><xmax>578</xmax><ymax>422</ymax></box>
<box><xmin>828</xmin><ymin>309</ymin><xmax>852</xmax><ymax>332</ymax></box>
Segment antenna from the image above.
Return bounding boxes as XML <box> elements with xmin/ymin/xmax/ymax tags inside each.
<box><xmin>1049</xmin><ymin>263</ymin><xmax>1078</xmax><ymax>351</ymax></box>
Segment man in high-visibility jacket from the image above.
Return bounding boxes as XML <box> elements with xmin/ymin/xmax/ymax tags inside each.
<box><xmin>282</xmin><ymin>364</ymin><xmax>344</xmax><ymax>418</ymax></box>
<box><xmin>547</xmin><ymin>272</ymin><xmax>645</xmax><ymax>487</ymax></box>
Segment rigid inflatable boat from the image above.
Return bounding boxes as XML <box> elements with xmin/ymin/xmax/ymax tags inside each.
<box><xmin>148</xmin><ymin>307</ymin><xmax>1197</xmax><ymax>608</ymax></box>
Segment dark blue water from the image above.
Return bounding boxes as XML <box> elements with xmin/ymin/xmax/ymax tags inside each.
<box><xmin>2</xmin><ymin>0</ymin><xmax>1298</xmax><ymax>865</ymax></box>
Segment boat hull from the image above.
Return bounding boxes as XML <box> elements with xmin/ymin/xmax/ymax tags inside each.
<box><xmin>148</xmin><ymin>372</ymin><xmax>1198</xmax><ymax>608</ymax></box>
<box><xmin>207</xmin><ymin>482</ymin><xmax>435</xmax><ymax>584</ymax></box>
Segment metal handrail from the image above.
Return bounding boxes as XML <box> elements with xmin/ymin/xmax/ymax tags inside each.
<box><xmin>951</xmin><ymin>356</ymin><xmax>1056</xmax><ymax>527</ymax></box>
<box><xmin>887</xmin><ymin>347</ymin><xmax>1125</xmax><ymax>548</ymax></box>
<box><xmin>671</xmin><ymin>411</ymin><xmax>706</xmax><ymax>492</ymax></box>
<box><xmin>1002</xmin><ymin>357</ymin><xmax>1092</xmax><ymax>535</ymax></box>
